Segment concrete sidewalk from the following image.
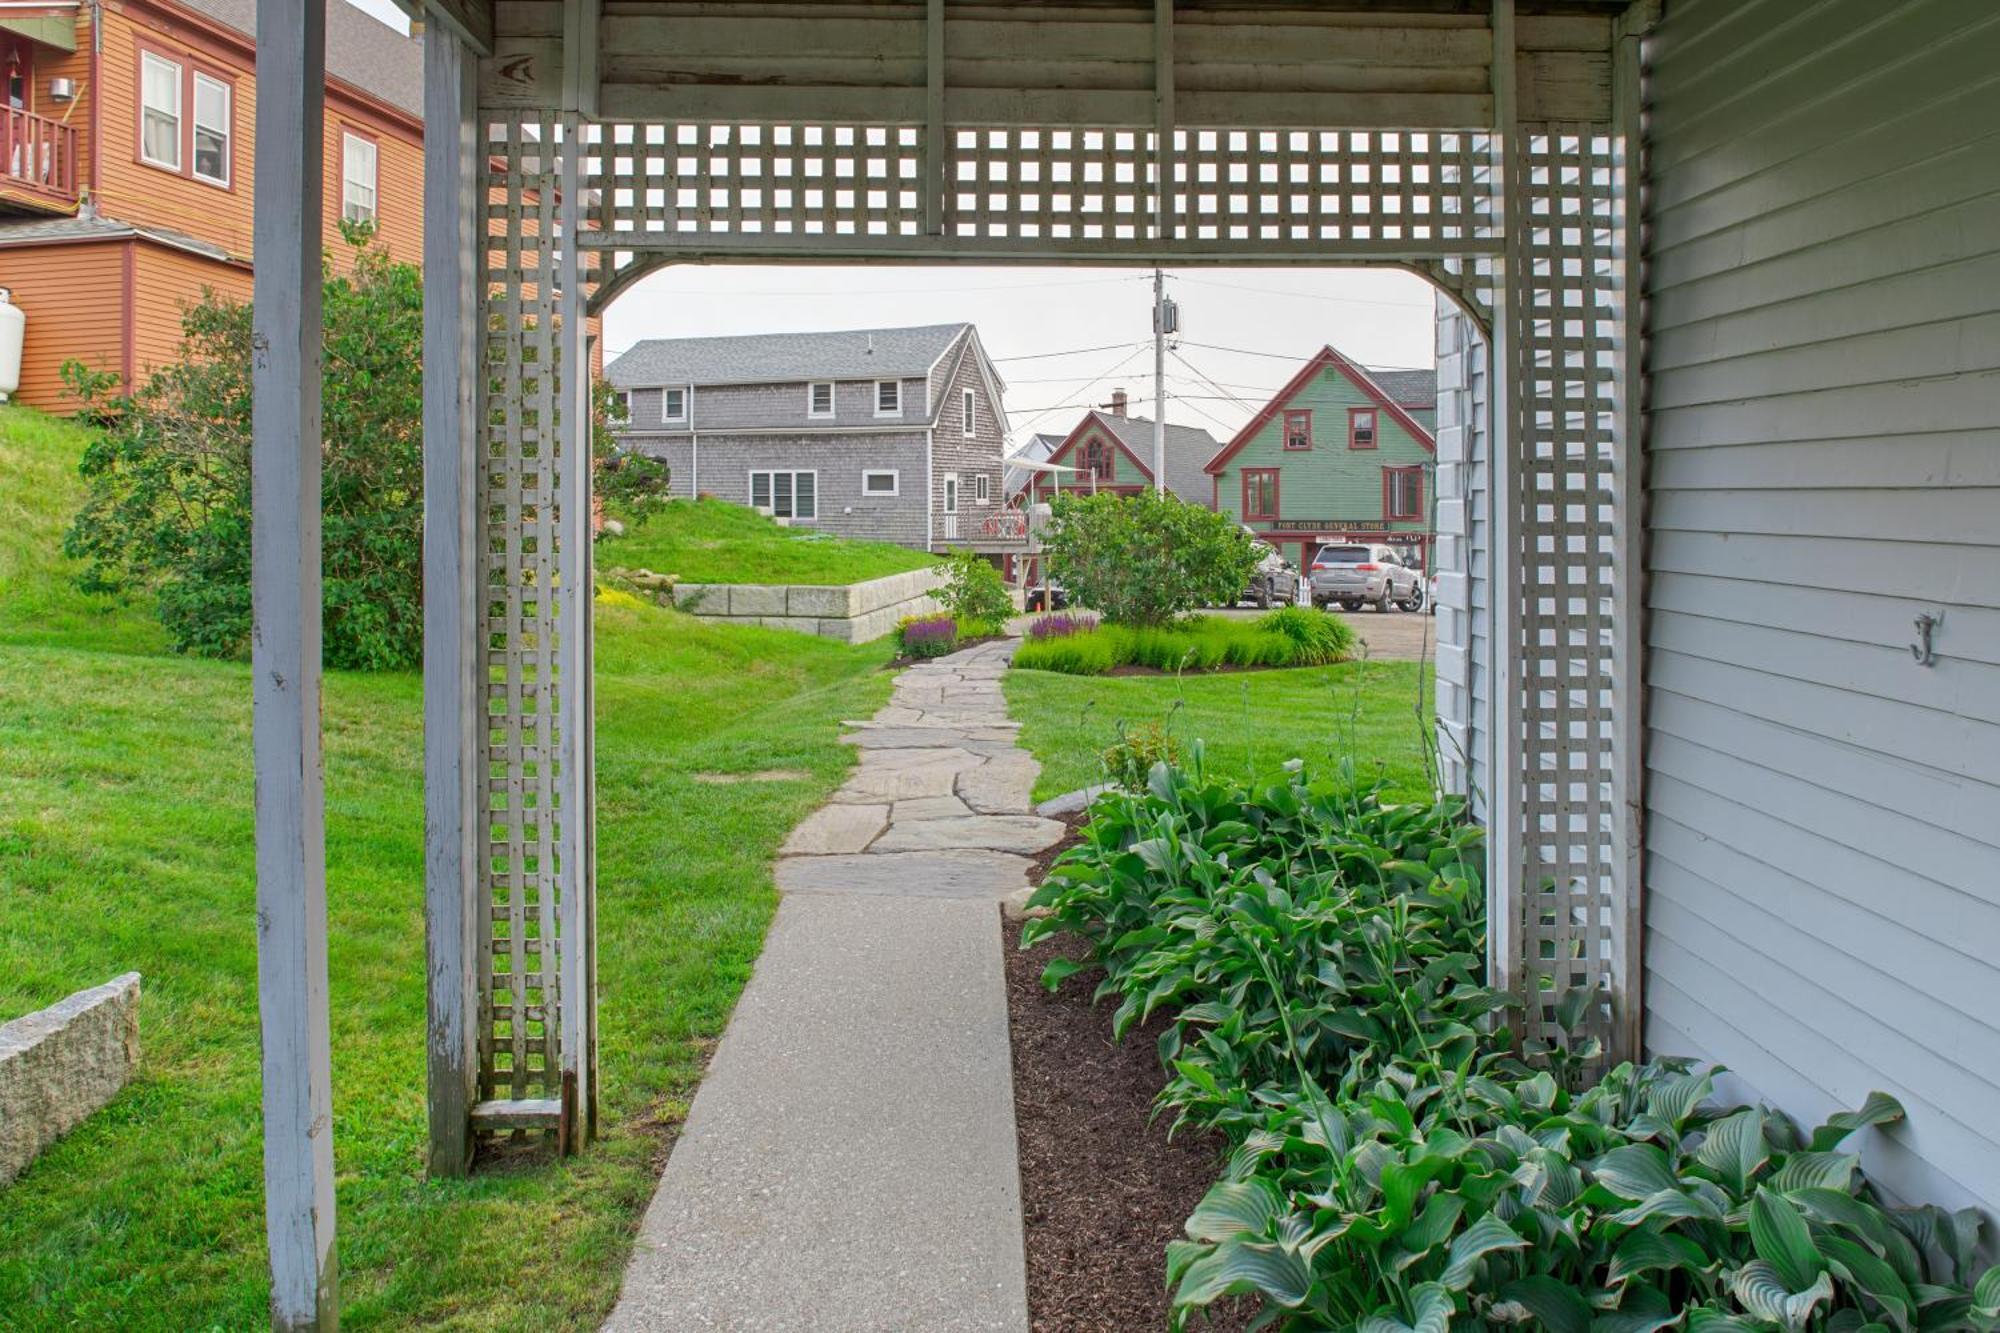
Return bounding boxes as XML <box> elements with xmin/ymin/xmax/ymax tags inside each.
<box><xmin>606</xmin><ymin>642</ymin><xmax>1057</xmax><ymax>1332</ymax></box>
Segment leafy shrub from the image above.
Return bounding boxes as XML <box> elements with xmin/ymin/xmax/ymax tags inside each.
<box><xmin>895</xmin><ymin>613</ymin><xmax>958</xmax><ymax>658</ymax></box>
<box><xmin>1097</xmin><ymin>718</ymin><xmax>1184</xmax><ymax>793</ymax></box>
<box><xmin>1027</xmin><ymin>612</ymin><xmax>1098</xmax><ymax>640</ymax></box>
<box><xmin>1023</xmin><ymin>761</ymin><xmax>2000</xmax><ymax>1331</ymax></box>
<box><xmin>1041</xmin><ymin>490</ymin><xmax>1259</xmax><ymax>626</ymax></box>
<box><xmin>935</xmin><ymin>549</ymin><xmax>1014</xmax><ymax>626</ymax></box>
<box><xmin>60</xmin><ymin>229</ymin><xmax>616</xmax><ymax>670</ymax></box>
<box><xmin>1255</xmin><ymin>604</ymin><xmax>1355</xmax><ymax>665</ymax></box>
<box><xmin>597</xmin><ymin>453</ymin><xmax>673</xmax><ymax>526</ymax></box>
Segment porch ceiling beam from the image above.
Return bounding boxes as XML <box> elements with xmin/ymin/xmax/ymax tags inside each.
<box><xmin>1154</xmin><ymin>0</ymin><xmax>1173</xmax><ymax>241</ymax></box>
<box><xmin>394</xmin><ymin>0</ymin><xmax>493</xmax><ymax>57</ymax></box>
<box><xmin>925</xmin><ymin>0</ymin><xmax>944</xmax><ymax>235</ymax></box>
<box><xmin>251</xmin><ymin>0</ymin><xmax>337</xmax><ymax>1327</ymax></box>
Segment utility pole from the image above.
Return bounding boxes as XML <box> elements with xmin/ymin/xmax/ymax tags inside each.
<box><xmin>1151</xmin><ymin>267</ymin><xmax>1172</xmax><ymax>495</ymax></box>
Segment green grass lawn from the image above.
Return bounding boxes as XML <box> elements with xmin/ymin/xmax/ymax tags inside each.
<box><xmin>0</xmin><ymin>407</ymin><xmax>894</xmax><ymax>1329</ymax></box>
<box><xmin>600</xmin><ymin>497</ymin><xmax>935</xmax><ymax>586</ymax></box>
<box><xmin>1004</xmin><ymin>660</ymin><xmax>1438</xmax><ymax>803</ymax></box>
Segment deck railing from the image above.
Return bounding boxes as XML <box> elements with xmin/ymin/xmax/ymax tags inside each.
<box><xmin>3</xmin><ymin>109</ymin><xmax>80</xmax><ymax>206</ymax></box>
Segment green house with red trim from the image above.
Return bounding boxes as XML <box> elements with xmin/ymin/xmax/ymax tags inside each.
<box><xmin>1202</xmin><ymin>344</ymin><xmax>1438</xmax><ymax>573</ymax></box>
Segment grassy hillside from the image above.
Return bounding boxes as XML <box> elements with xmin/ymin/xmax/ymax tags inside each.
<box><xmin>0</xmin><ymin>407</ymin><xmax>895</xmax><ymax>1328</ymax></box>
<box><xmin>601</xmin><ymin>496</ymin><xmax>935</xmax><ymax>585</ymax></box>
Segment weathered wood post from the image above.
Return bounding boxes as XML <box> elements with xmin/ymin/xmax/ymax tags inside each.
<box><xmin>250</xmin><ymin>0</ymin><xmax>336</xmax><ymax>1326</ymax></box>
<box><xmin>422</xmin><ymin>21</ymin><xmax>483</xmax><ymax>1180</ymax></box>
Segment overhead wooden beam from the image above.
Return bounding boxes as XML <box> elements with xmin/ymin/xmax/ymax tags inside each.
<box><xmin>926</xmin><ymin>0</ymin><xmax>945</xmax><ymax>235</ymax></box>
<box><xmin>562</xmin><ymin>0</ymin><xmax>599</xmax><ymax>118</ymax></box>
<box><xmin>421</xmin><ymin>21</ymin><xmax>481</xmax><ymax>1182</ymax></box>
<box><xmin>251</xmin><ymin>0</ymin><xmax>337</xmax><ymax>1327</ymax></box>
<box><xmin>395</xmin><ymin>0</ymin><xmax>493</xmax><ymax>57</ymax></box>
<box><xmin>1154</xmin><ymin>0</ymin><xmax>1173</xmax><ymax>241</ymax></box>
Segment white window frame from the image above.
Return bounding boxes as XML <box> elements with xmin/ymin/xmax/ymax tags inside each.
<box><xmin>140</xmin><ymin>52</ymin><xmax>183</xmax><ymax>172</ymax></box>
<box><xmin>749</xmin><ymin>469</ymin><xmax>818</xmax><ymax>521</ymax></box>
<box><xmin>962</xmin><ymin>387</ymin><xmax>977</xmax><ymax>438</ymax></box>
<box><xmin>662</xmin><ymin>386</ymin><xmax>689</xmax><ymax>425</ymax></box>
<box><xmin>807</xmin><ymin>381</ymin><xmax>835</xmax><ymax>419</ymax></box>
<box><xmin>861</xmin><ymin>468</ymin><xmax>900</xmax><ymax>497</ymax></box>
<box><xmin>874</xmin><ymin>379</ymin><xmax>902</xmax><ymax>418</ymax></box>
<box><xmin>191</xmin><ymin>71</ymin><xmax>231</xmax><ymax>187</ymax></box>
<box><xmin>341</xmin><ymin>131</ymin><xmax>378</xmax><ymax>226</ymax></box>
<box><xmin>975</xmin><ymin>473</ymin><xmax>990</xmax><ymax>504</ymax></box>
<box><xmin>942</xmin><ymin>472</ymin><xmax>959</xmax><ymax>515</ymax></box>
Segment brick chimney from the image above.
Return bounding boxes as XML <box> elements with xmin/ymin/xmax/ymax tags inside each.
<box><xmin>1107</xmin><ymin>387</ymin><xmax>1128</xmax><ymax>417</ymax></box>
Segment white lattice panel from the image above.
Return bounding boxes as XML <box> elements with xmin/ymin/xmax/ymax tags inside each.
<box><xmin>478</xmin><ymin>111</ymin><xmax>589</xmax><ymax>1114</ymax></box>
<box><xmin>1504</xmin><ymin>124</ymin><xmax>1629</xmax><ymax>1063</ymax></box>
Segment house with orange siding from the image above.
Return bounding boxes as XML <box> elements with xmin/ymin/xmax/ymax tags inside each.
<box><xmin>0</xmin><ymin>0</ymin><xmax>424</xmax><ymax>409</ymax></box>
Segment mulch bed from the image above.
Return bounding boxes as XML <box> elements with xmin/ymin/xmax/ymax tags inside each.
<box><xmin>1005</xmin><ymin>925</ymin><xmax>1258</xmax><ymax>1333</ymax></box>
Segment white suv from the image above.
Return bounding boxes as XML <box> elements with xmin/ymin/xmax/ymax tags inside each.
<box><xmin>1309</xmin><ymin>543</ymin><xmax>1425</xmax><ymax>613</ymax></box>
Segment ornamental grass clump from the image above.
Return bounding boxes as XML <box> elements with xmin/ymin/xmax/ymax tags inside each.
<box><xmin>895</xmin><ymin>613</ymin><xmax>959</xmax><ymax>658</ymax></box>
<box><xmin>1009</xmin><ymin>608</ymin><xmax>1354</xmax><ymax>676</ymax></box>
<box><xmin>1024</xmin><ymin>756</ymin><xmax>2000</xmax><ymax>1332</ymax></box>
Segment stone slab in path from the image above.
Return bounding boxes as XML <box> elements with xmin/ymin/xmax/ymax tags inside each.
<box><xmin>776</xmin><ymin>849</ymin><xmax>1031</xmax><ymax>899</ymax></box>
<box><xmin>604</xmin><ymin>895</ymin><xmax>1026</xmax><ymax>1332</ymax></box>
<box><xmin>870</xmin><ymin>814</ymin><xmax>1066</xmax><ymax>855</ymax></box>
<box><xmin>779</xmin><ymin>802</ymin><xmax>888</xmax><ymax>856</ymax></box>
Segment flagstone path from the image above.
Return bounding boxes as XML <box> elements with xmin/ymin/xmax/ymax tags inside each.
<box><xmin>606</xmin><ymin>640</ymin><xmax>1059</xmax><ymax>1332</ymax></box>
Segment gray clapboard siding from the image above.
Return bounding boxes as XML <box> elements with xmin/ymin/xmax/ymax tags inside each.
<box><xmin>1643</xmin><ymin>0</ymin><xmax>2000</xmax><ymax>1218</ymax></box>
<box><xmin>1431</xmin><ymin>296</ymin><xmax>1487</xmax><ymax>811</ymax></box>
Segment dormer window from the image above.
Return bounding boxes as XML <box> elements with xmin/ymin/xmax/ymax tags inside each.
<box><xmin>663</xmin><ymin>387</ymin><xmax>688</xmax><ymax>424</ymax></box>
<box><xmin>875</xmin><ymin>380</ymin><xmax>902</xmax><ymax>417</ymax></box>
<box><xmin>808</xmin><ymin>381</ymin><xmax>835</xmax><ymax>418</ymax></box>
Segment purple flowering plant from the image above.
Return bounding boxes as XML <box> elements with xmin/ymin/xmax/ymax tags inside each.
<box><xmin>1026</xmin><ymin>612</ymin><xmax>1098</xmax><ymax>641</ymax></box>
<box><xmin>897</xmin><ymin>613</ymin><xmax>960</xmax><ymax>658</ymax></box>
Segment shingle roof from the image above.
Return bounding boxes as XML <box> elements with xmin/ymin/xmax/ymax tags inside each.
<box><xmin>1367</xmin><ymin>368</ymin><xmax>1437</xmax><ymax>408</ymax></box>
<box><xmin>0</xmin><ymin>212</ymin><xmax>234</xmax><ymax>262</ymax></box>
<box><xmin>1003</xmin><ymin>431</ymin><xmax>1066</xmax><ymax>497</ymax></box>
<box><xmin>606</xmin><ymin>324</ymin><xmax>973</xmax><ymax>388</ymax></box>
<box><xmin>1088</xmin><ymin>411</ymin><xmax>1221</xmax><ymax>503</ymax></box>
<box><xmin>180</xmin><ymin>0</ymin><xmax>425</xmax><ymax>118</ymax></box>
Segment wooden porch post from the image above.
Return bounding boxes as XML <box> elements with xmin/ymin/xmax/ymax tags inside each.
<box><xmin>422</xmin><ymin>22</ymin><xmax>482</xmax><ymax>1180</ymax></box>
<box><xmin>250</xmin><ymin>0</ymin><xmax>336</xmax><ymax>1327</ymax></box>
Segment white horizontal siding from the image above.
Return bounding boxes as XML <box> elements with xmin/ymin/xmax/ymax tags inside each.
<box><xmin>1643</xmin><ymin>0</ymin><xmax>2000</xmax><ymax>1218</ymax></box>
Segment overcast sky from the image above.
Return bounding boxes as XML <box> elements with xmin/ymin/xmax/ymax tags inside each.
<box><xmin>338</xmin><ymin>3</ymin><xmax>1439</xmax><ymax>449</ymax></box>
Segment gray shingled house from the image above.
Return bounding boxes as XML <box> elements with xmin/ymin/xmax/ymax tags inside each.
<box><xmin>605</xmin><ymin>323</ymin><xmax>1011</xmax><ymax>552</ymax></box>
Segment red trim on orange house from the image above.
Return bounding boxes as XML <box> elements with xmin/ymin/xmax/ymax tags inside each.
<box><xmin>1202</xmin><ymin>344</ymin><xmax>1435</xmax><ymax>476</ymax></box>
<box><xmin>1383</xmin><ymin>464</ymin><xmax>1424</xmax><ymax>520</ymax></box>
<box><xmin>120</xmin><ymin>238</ymin><xmax>136</xmax><ymax>388</ymax></box>
<box><xmin>1349</xmin><ymin>405</ymin><xmax>1378</xmax><ymax>449</ymax></box>
<box><xmin>1242</xmin><ymin>467</ymin><xmax>1280</xmax><ymax>520</ymax></box>
<box><xmin>1282</xmin><ymin>409</ymin><xmax>1312</xmax><ymax>450</ymax></box>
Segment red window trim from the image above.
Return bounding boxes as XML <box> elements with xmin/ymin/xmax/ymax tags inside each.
<box><xmin>1242</xmin><ymin>467</ymin><xmax>1280</xmax><ymax>521</ymax></box>
<box><xmin>1349</xmin><ymin>406</ymin><xmax>1378</xmax><ymax>450</ymax></box>
<box><xmin>133</xmin><ymin>38</ymin><xmax>239</xmax><ymax>193</ymax></box>
<box><xmin>1282</xmin><ymin>408</ymin><xmax>1313</xmax><ymax>451</ymax></box>
<box><xmin>1382</xmin><ymin>465</ymin><xmax>1424</xmax><ymax>521</ymax></box>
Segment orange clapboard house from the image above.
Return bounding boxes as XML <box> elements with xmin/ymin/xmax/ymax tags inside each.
<box><xmin>0</xmin><ymin>0</ymin><xmax>424</xmax><ymax>409</ymax></box>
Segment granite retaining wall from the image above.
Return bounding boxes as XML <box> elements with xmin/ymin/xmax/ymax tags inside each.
<box><xmin>672</xmin><ymin>568</ymin><xmax>946</xmax><ymax>644</ymax></box>
<box><xmin>1</xmin><ymin>973</ymin><xmax>141</xmax><ymax>1186</ymax></box>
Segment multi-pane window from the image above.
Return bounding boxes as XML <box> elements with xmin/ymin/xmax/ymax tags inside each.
<box><xmin>975</xmin><ymin>474</ymin><xmax>990</xmax><ymax>503</ymax></box>
<box><xmin>875</xmin><ymin>380</ymin><xmax>902</xmax><ymax>416</ymax></box>
<box><xmin>1081</xmin><ymin>439</ymin><xmax>1112</xmax><ymax>482</ymax></box>
<box><xmin>341</xmin><ymin>132</ymin><xmax>378</xmax><ymax>225</ymax></box>
<box><xmin>1349</xmin><ymin>408</ymin><xmax>1378</xmax><ymax>449</ymax></box>
<box><xmin>140</xmin><ymin>53</ymin><xmax>182</xmax><ymax>170</ymax></box>
<box><xmin>192</xmin><ymin>73</ymin><xmax>230</xmax><ymax>185</ymax></box>
<box><xmin>750</xmin><ymin>470</ymin><xmax>817</xmax><ymax>520</ymax></box>
<box><xmin>808</xmin><ymin>382</ymin><xmax>835</xmax><ymax>417</ymax></box>
<box><xmin>962</xmin><ymin>388</ymin><xmax>977</xmax><ymax>438</ymax></box>
<box><xmin>1384</xmin><ymin>465</ymin><xmax>1424</xmax><ymax>520</ymax></box>
<box><xmin>943</xmin><ymin>474</ymin><xmax>959</xmax><ymax>514</ymax></box>
<box><xmin>662</xmin><ymin>387</ymin><xmax>688</xmax><ymax>422</ymax></box>
<box><xmin>1243</xmin><ymin>468</ymin><xmax>1279</xmax><ymax>519</ymax></box>
<box><xmin>1283</xmin><ymin>409</ymin><xmax>1312</xmax><ymax>450</ymax></box>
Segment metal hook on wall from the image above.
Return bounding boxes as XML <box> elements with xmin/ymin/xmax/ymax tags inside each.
<box><xmin>1910</xmin><ymin>611</ymin><xmax>1942</xmax><ymax>667</ymax></box>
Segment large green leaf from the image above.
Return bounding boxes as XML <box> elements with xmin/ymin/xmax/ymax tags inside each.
<box><xmin>1810</xmin><ymin>1092</ymin><xmax>1906</xmax><ymax>1152</ymax></box>
<box><xmin>1439</xmin><ymin>1213</ymin><xmax>1529</xmax><ymax>1290</ymax></box>
<box><xmin>1186</xmin><ymin>1177</ymin><xmax>1283</xmax><ymax>1243</ymax></box>
<box><xmin>1594</xmin><ymin>1144</ymin><xmax>1683</xmax><ymax>1202</ymax></box>
<box><xmin>1821</xmin><ymin>1234</ymin><xmax>1915</xmax><ymax>1333</ymax></box>
<box><xmin>1750</xmin><ymin>1189</ymin><xmax>1826</xmax><ymax>1293</ymax></box>
<box><xmin>1696</xmin><ymin>1108</ymin><xmax>1769</xmax><ymax>1192</ymax></box>
<box><xmin>1174</xmin><ymin>1237</ymin><xmax>1313</xmax><ymax>1309</ymax></box>
<box><xmin>1498</xmin><ymin>1274</ymin><xmax>1594</xmax><ymax>1333</ymax></box>
<box><xmin>1733</xmin><ymin>1261</ymin><xmax>1835</xmax><ymax>1331</ymax></box>
<box><xmin>1608</xmin><ymin>1228</ymin><xmax>1711</xmax><ymax>1285</ymax></box>
<box><xmin>1361</xmin><ymin>1283</ymin><xmax>1457</xmax><ymax>1333</ymax></box>
<box><xmin>1975</xmin><ymin>1265</ymin><xmax>2000</xmax><ymax>1318</ymax></box>
<box><xmin>1771</xmin><ymin>1151</ymin><xmax>1859</xmax><ymax>1195</ymax></box>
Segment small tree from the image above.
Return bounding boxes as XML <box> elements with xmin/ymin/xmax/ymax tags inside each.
<box><xmin>62</xmin><ymin>227</ymin><xmax>620</xmax><ymax>669</ymax></box>
<box><xmin>934</xmin><ymin>549</ymin><xmax>1013</xmax><ymax>628</ymax></box>
<box><xmin>593</xmin><ymin>381</ymin><xmax>672</xmax><ymax>525</ymax></box>
<box><xmin>1040</xmin><ymin>490</ymin><xmax>1257</xmax><ymax>626</ymax></box>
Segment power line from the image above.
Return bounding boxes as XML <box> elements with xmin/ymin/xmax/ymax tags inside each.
<box><xmin>1171</xmin><ymin>274</ymin><xmax>1437</xmax><ymax>310</ymax></box>
<box><xmin>1169</xmin><ymin>346</ymin><xmax>1255</xmax><ymax>414</ymax></box>
<box><xmin>994</xmin><ymin>340</ymin><xmax>1151</xmax><ymax>363</ymax></box>
<box><xmin>1176</xmin><ymin>339</ymin><xmax>1433</xmax><ymax>373</ymax></box>
<box><xmin>1003</xmin><ymin>343</ymin><xmax>1154</xmax><ymax>445</ymax></box>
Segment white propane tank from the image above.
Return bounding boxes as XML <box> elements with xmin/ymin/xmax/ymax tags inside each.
<box><xmin>0</xmin><ymin>289</ymin><xmax>23</xmax><ymax>404</ymax></box>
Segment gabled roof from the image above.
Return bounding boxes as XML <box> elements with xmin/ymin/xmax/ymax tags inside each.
<box><xmin>179</xmin><ymin>0</ymin><xmax>425</xmax><ymax>119</ymax></box>
<box><xmin>1203</xmin><ymin>345</ymin><xmax>1437</xmax><ymax>476</ymax></box>
<box><xmin>1003</xmin><ymin>431</ymin><xmax>1067</xmax><ymax>497</ymax></box>
<box><xmin>1041</xmin><ymin>411</ymin><xmax>1220</xmax><ymax>503</ymax></box>
<box><xmin>606</xmin><ymin>323</ymin><xmax>973</xmax><ymax>389</ymax></box>
<box><xmin>1369</xmin><ymin>368</ymin><xmax>1437</xmax><ymax>409</ymax></box>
